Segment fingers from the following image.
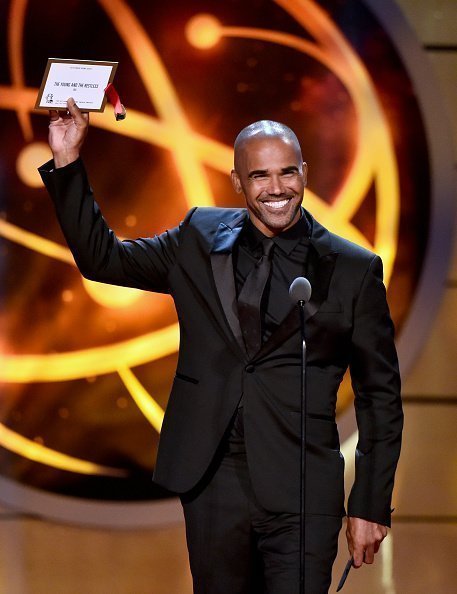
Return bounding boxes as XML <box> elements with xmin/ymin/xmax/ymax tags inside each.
<box><xmin>67</xmin><ymin>97</ymin><xmax>89</xmax><ymax>127</ymax></box>
<box><xmin>346</xmin><ymin>517</ymin><xmax>388</xmax><ymax>569</ymax></box>
<box><xmin>49</xmin><ymin>109</ymin><xmax>60</xmax><ymax>122</ymax></box>
<box><xmin>48</xmin><ymin>108</ymin><xmax>72</xmax><ymax>126</ymax></box>
<box><xmin>346</xmin><ymin>529</ymin><xmax>363</xmax><ymax>568</ymax></box>
<box><xmin>363</xmin><ymin>544</ymin><xmax>375</xmax><ymax>564</ymax></box>
<box><xmin>353</xmin><ymin>545</ymin><xmax>374</xmax><ymax>568</ymax></box>
<box><xmin>49</xmin><ymin>99</ymin><xmax>89</xmax><ymax>126</ymax></box>
<box><xmin>352</xmin><ymin>544</ymin><xmax>364</xmax><ymax>568</ymax></box>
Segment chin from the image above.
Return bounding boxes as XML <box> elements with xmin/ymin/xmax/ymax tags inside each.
<box><xmin>264</xmin><ymin>212</ymin><xmax>299</xmax><ymax>231</ymax></box>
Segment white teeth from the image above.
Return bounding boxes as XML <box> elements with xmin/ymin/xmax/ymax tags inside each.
<box><xmin>264</xmin><ymin>199</ymin><xmax>289</xmax><ymax>209</ymax></box>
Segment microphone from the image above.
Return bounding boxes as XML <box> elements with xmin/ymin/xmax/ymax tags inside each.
<box><xmin>289</xmin><ymin>277</ymin><xmax>312</xmax><ymax>304</ymax></box>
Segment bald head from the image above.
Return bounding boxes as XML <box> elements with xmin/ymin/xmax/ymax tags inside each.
<box><xmin>234</xmin><ymin>120</ymin><xmax>302</xmax><ymax>170</ymax></box>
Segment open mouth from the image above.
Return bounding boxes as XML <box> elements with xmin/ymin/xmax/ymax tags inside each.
<box><xmin>263</xmin><ymin>198</ymin><xmax>291</xmax><ymax>209</ymax></box>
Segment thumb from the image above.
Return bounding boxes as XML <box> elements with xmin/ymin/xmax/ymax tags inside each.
<box><xmin>67</xmin><ymin>97</ymin><xmax>88</xmax><ymax>126</ymax></box>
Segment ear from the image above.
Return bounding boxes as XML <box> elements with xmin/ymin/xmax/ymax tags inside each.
<box><xmin>302</xmin><ymin>162</ymin><xmax>308</xmax><ymax>186</ymax></box>
<box><xmin>231</xmin><ymin>169</ymin><xmax>243</xmax><ymax>194</ymax></box>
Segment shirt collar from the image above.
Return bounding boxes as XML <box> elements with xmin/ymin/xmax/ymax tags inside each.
<box><xmin>243</xmin><ymin>209</ymin><xmax>311</xmax><ymax>256</ymax></box>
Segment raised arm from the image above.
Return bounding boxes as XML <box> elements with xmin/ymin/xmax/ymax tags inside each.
<box><xmin>40</xmin><ymin>98</ymin><xmax>187</xmax><ymax>293</ymax></box>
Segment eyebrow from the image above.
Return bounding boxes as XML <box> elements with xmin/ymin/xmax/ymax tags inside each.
<box><xmin>247</xmin><ymin>165</ymin><xmax>299</xmax><ymax>178</ymax></box>
<box><xmin>248</xmin><ymin>169</ymin><xmax>268</xmax><ymax>178</ymax></box>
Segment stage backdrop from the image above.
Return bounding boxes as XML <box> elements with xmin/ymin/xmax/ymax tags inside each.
<box><xmin>0</xmin><ymin>0</ymin><xmax>454</xmax><ymax>526</ymax></box>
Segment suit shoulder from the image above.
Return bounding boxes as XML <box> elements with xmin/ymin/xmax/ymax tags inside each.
<box><xmin>308</xmin><ymin>211</ymin><xmax>379</xmax><ymax>266</ymax></box>
<box><xmin>329</xmin><ymin>230</ymin><xmax>378</xmax><ymax>264</ymax></box>
<box><xmin>185</xmin><ymin>206</ymin><xmax>246</xmax><ymax>230</ymax></box>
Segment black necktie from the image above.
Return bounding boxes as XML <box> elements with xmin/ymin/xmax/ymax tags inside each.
<box><xmin>237</xmin><ymin>238</ymin><xmax>275</xmax><ymax>357</ymax></box>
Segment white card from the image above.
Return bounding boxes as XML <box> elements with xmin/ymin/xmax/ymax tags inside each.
<box><xmin>35</xmin><ymin>58</ymin><xmax>118</xmax><ymax>112</ymax></box>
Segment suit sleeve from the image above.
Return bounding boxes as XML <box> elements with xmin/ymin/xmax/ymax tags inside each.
<box><xmin>347</xmin><ymin>255</ymin><xmax>403</xmax><ymax>527</ymax></box>
<box><xmin>39</xmin><ymin>158</ymin><xmax>193</xmax><ymax>293</ymax></box>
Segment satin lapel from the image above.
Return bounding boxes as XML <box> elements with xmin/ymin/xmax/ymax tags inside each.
<box><xmin>254</xmin><ymin>212</ymin><xmax>337</xmax><ymax>362</ymax></box>
<box><xmin>306</xmin><ymin>247</ymin><xmax>338</xmax><ymax>315</ymax></box>
<box><xmin>210</xmin><ymin>212</ymin><xmax>247</xmax><ymax>353</ymax></box>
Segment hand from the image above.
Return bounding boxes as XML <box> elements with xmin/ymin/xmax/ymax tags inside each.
<box><xmin>346</xmin><ymin>516</ymin><xmax>388</xmax><ymax>568</ymax></box>
<box><xmin>48</xmin><ymin>98</ymin><xmax>89</xmax><ymax>168</ymax></box>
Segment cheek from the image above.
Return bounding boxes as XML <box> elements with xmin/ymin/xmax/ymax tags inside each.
<box><xmin>289</xmin><ymin>180</ymin><xmax>304</xmax><ymax>193</ymax></box>
<box><xmin>247</xmin><ymin>185</ymin><xmax>265</xmax><ymax>202</ymax></box>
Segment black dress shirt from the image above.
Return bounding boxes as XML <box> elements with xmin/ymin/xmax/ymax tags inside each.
<box><xmin>233</xmin><ymin>212</ymin><xmax>311</xmax><ymax>343</ymax></box>
<box><xmin>227</xmin><ymin>211</ymin><xmax>311</xmax><ymax>453</ymax></box>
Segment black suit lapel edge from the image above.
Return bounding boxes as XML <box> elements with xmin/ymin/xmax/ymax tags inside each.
<box><xmin>304</xmin><ymin>209</ymin><xmax>338</xmax><ymax>311</ymax></box>
<box><xmin>254</xmin><ymin>301</ymin><xmax>318</xmax><ymax>361</ymax></box>
<box><xmin>210</xmin><ymin>211</ymin><xmax>247</xmax><ymax>354</ymax></box>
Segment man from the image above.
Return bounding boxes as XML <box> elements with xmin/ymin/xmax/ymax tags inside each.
<box><xmin>39</xmin><ymin>98</ymin><xmax>403</xmax><ymax>594</ymax></box>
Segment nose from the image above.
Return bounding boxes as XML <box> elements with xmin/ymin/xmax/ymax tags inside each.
<box><xmin>267</xmin><ymin>175</ymin><xmax>284</xmax><ymax>196</ymax></box>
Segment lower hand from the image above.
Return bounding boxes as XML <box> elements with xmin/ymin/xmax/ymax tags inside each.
<box><xmin>48</xmin><ymin>98</ymin><xmax>89</xmax><ymax>168</ymax></box>
<box><xmin>346</xmin><ymin>516</ymin><xmax>388</xmax><ymax>568</ymax></box>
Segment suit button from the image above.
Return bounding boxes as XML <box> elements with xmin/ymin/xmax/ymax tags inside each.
<box><xmin>245</xmin><ymin>364</ymin><xmax>255</xmax><ymax>373</ymax></box>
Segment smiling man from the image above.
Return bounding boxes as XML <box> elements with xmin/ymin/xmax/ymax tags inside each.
<box><xmin>39</xmin><ymin>103</ymin><xmax>403</xmax><ymax>594</ymax></box>
<box><xmin>231</xmin><ymin>121</ymin><xmax>307</xmax><ymax>236</ymax></box>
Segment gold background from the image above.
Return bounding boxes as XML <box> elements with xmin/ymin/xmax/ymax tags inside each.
<box><xmin>0</xmin><ymin>0</ymin><xmax>431</xmax><ymax>501</ymax></box>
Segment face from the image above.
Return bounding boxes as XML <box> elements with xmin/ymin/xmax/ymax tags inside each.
<box><xmin>231</xmin><ymin>136</ymin><xmax>307</xmax><ymax>236</ymax></box>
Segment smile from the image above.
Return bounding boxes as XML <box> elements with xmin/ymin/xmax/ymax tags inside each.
<box><xmin>263</xmin><ymin>199</ymin><xmax>290</xmax><ymax>209</ymax></box>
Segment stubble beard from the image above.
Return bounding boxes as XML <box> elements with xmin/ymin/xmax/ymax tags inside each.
<box><xmin>255</xmin><ymin>196</ymin><xmax>302</xmax><ymax>233</ymax></box>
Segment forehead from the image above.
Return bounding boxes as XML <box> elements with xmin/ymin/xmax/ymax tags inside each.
<box><xmin>238</xmin><ymin>136</ymin><xmax>301</xmax><ymax>171</ymax></box>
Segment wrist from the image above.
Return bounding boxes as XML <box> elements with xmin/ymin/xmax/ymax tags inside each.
<box><xmin>53</xmin><ymin>150</ymin><xmax>80</xmax><ymax>168</ymax></box>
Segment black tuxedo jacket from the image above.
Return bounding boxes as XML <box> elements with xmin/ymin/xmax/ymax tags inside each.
<box><xmin>40</xmin><ymin>159</ymin><xmax>403</xmax><ymax>526</ymax></box>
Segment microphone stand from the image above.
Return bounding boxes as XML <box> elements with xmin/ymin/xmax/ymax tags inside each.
<box><xmin>289</xmin><ymin>276</ymin><xmax>312</xmax><ymax>593</ymax></box>
<box><xmin>298</xmin><ymin>300</ymin><xmax>307</xmax><ymax>594</ymax></box>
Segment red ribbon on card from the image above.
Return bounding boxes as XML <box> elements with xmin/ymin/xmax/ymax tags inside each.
<box><xmin>104</xmin><ymin>83</ymin><xmax>126</xmax><ymax>120</ymax></box>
